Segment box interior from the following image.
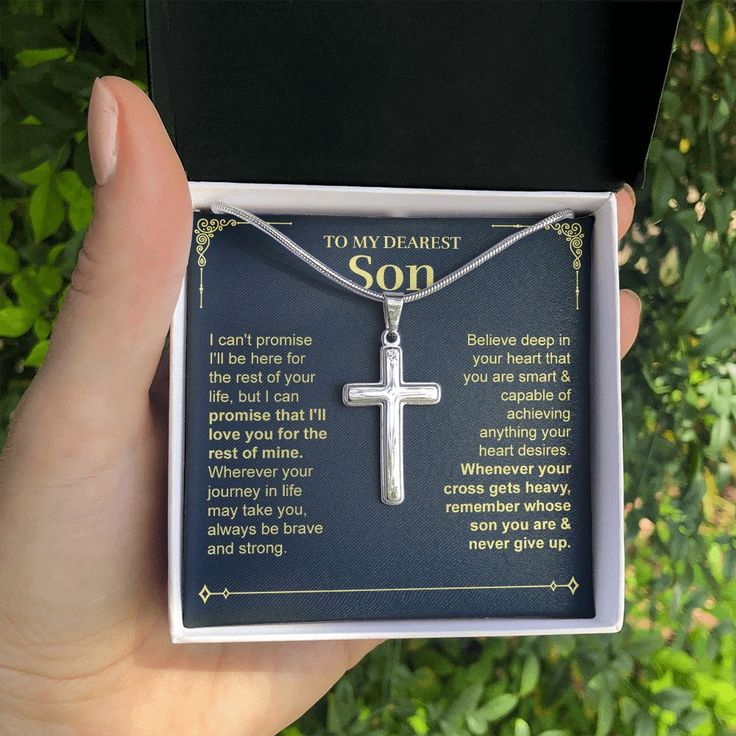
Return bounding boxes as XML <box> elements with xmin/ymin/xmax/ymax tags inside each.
<box><xmin>169</xmin><ymin>183</ymin><xmax>622</xmax><ymax>642</ymax></box>
<box><xmin>146</xmin><ymin>1</ymin><xmax>682</xmax><ymax>192</ymax></box>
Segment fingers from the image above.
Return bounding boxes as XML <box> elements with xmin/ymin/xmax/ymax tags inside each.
<box><xmin>28</xmin><ymin>77</ymin><xmax>192</xmax><ymax>433</ymax></box>
<box><xmin>615</xmin><ymin>185</ymin><xmax>640</xmax><ymax>358</ymax></box>
<box><xmin>620</xmin><ymin>289</ymin><xmax>641</xmax><ymax>358</ymax></box>
<box><xmin>616</xmin><ymin>184</ymin><xmax>636</xmax><ymax>239</ymax></box>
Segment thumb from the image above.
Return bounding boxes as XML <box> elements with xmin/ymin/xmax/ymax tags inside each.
<box><xmin>26</xmin><ymin>77</ymin><xmax>192</xmax><ymax>434</ymax></box>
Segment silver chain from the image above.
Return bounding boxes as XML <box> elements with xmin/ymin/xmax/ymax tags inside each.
<box><xmin>212</xmin><ymin>202</ymin><xmax>574</xmax><ymax>305</ymax></box>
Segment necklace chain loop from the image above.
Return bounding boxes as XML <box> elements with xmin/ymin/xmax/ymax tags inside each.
<box><xmin>211</xmin><ymin>202</ymin><xmax>575</xmax><ymax>306</ymax></box>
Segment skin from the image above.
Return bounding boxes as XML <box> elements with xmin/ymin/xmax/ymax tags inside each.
<box><xmin>0</xmin><ymin>77</ymin><xmax>641</xmax><ymax>736</ymax></box>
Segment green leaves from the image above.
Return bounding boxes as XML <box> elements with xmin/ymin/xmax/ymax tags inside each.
<box><xmin>326</xmin><ymin>679</ymin><xmax>355</xmax><ymax>734</ymax></box>
<box><xmin>21</xmin><ymin>167</ymin><xmax>94</xmax><ymax>243</ymax></box>
<box><xmin>29</xmin><ymin>176</ymin><xmax>65</xmax><ymax>242</ymax></box>
<box><xmin>705</xmin><ymin>3</ymin><xmax>736</xmax><ymax>61</ymax></box>
<box><xmin>24</xmin><ymin>338</ymin><xmax>48</xmax><ymax>368</ymax></box>
<box><xmin>464</xmin><ymin>693</ymin><xmax>519</xmax><ymax>735</ymax></box>
<box><xmin>699</xmin><ymin>313</ymin><xmax>736</xmax><ymax>356</ymax></box>
<box><xmin>55</xmin><ymin>169</ymin><xmax>93</xmax><ymax>231</ymax></box>
<box><xmin>0</xmin><ymin>243</ymin><xmax>21</xmax><ymax>274</ymax></box>
<box><xmin>0</xmin><ymin>306</ymin><xmax>36</xmax><ymax>338</ymax></box>
<box><xmin>7</xmin><ymin>65</ymin><xmax>84</xmax><ymax>131</ymax></box>
<box><xmin>475</xmin><ymin>694</ymin><xmax>519</xmax><ymax>722</ymax></box>
<box><xmin>84</xmin><ymin>1</ymin><xmax>137</xmax><ymax>66</ymax></box>
<box><xmin>518</xmin><ymin>653</ymin><xmax>540</xmax><ymax>696</ymax></box>
<box><xmin>15</xmin><ymin>47</ymin><xmax>69</xmax><ymax>67</ymax></box>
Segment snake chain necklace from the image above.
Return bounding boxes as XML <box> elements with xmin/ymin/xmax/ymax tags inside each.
<box><xmin>212</xmin><ymin>202</ymin><xmax>573</xmax><ymax>506</ymax></box>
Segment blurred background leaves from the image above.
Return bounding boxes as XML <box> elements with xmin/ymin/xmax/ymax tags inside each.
<box><xmin>0</xmin><ymin>0</ymin><xmax>147</xmax><ymax>432</ymax></box>
<box><xmin>1</xmin><ymin>1</ymin><xmax>734</xmax><ymax>735</ymax></box>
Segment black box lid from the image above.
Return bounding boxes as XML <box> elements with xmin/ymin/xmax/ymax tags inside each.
<box><xmin>146</xmin><ymin>0</ymin><xmax>682</xmax><ymax>191</ymax></box>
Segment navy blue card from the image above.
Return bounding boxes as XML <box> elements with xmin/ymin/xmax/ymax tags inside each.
<box><xmin>182</xmin><ymin>213</ymin><xmax>594</xmax><ymax>627</ymax></box>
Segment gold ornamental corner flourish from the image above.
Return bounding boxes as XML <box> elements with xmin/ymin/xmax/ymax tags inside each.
<box><xmin>193</xmin><ymin>217</ymin><xmax>292</xmax><ymax>308</ymax></box>
<box><xmin>545</xmin><ymin>222</ymin><xmax>584</xmax><ymax>311</ymax></box>
<box><xmin>197</xmin><ymin>576</ymin><xmax>580</xmax><ymax>604</ymax></box>
<box><xmin>194</xmin><ymin>218</ymin><xmax>243</xmax><ymax>309</ymax></box>
<box><xmin>492</xmin><ymin>221</ymin><xmax>585</xmax><ymax>310</ymax></box>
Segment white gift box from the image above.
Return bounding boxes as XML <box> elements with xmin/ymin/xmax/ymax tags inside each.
<box><xmin>168</xmin><ymin>183</ymin><xmax>622</xmax><ymax>642</ymax></box>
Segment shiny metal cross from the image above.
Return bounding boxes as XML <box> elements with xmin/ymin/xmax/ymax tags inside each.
<box><xmin>343</xmin><ymin>295</ymin><xmax>441</xmax><ymax>505</ymax></box>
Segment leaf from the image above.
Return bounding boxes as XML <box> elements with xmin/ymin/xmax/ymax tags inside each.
<box><xmin>519</xmin><ymin>653</ymin><xmax>540</xmax><ymax>696</ymax></box>
<box><xmin>0</xmin><ymin>13</ymin><xmax>69</xmax><ymax>51</ymax></box>
<box><xmin>72</xmin><ymin>136</ymin><xmax>95</xmax><ymax>187</ymax></box>
<box><xmin>678</xmin><ymin>286</ymin><xmax>721</xmax><ymax>330</ymax></box>
<box><xmin>443</xmin><ymin>683</ymin><xmax>484</xmax><ymax>728</ymax></box>
<box><xmin>711</xmin><ymin>96</ymin><xmax>730</xmax><ymax>132</ymax></box>
<box><xmin>19</xmin><ymin>160</ymin><xmax>54</xmax><ymax>185</ymax></box>
<box><xmin>633</xmin><ymin>711</ymin><xmax>655</xmax><ymax>736</ymax></box>
<box><xmin>653</xmin><ymin>687</ymin><xmax>693</xmax><ymax>715</ymax></box>
<box><xmin>619</xmin><ymin>697</ymin><xmax>638</xmax><ymax>725</ymax></box>
<box><xmin>0</xmin><ymin>244</ymin><xmax>20</xmax><ymax>275</ymax></box>
<box><xmin>476</xmin><ymin>693</ymin><xmax>518</xmax><ymax>723</ymax></box>
<box><xmin>33</xmin><ymin>317</ymin><xmax>51</xmax><ymax>340</ymax></box>
<box><xmin>0</xmin><ymin>121</ymin><xmax>69</xmax><ymax>176</ymax></box>
<box><xmin>678</xmin><ymin>709</ymin><xmax>709</xmax><ymax>732</ymax></box>
<box><xmin>11</xmin><ymin>271</ymin><xmax>46</xmax><ymax>311</ymax></box>
<box><xmin>705</xmin><ymin>3</ymin><xmax>736</xmax><ymax>60</ymax></box>
<box><xmin>709</xmin><ymin>192</ymin><xmax>734</xmax><ymax>234</ymax></box>
<box><xmin>54</xmin><ymin>169</ymin><xmax>86</xmax><ymax>201</ymax></box>
<box><xmin>466</xmin><ymin>712</ymin><xmax>487</xmax><ymax>735</ymax></box>
<box><xmin>29</xmin><ymin>178</ymin><xmax>65</xmax><ymax>242</ymax></box>
<box><xmin>326</xmin><ymin>679</ymin><xmax>355</xmax><ymax>734</ymax></box>
<box><xmin>0</xmin><ymin>200</ymin><xmax>14</xmax><ymax>241</ymax></box>
<box><xmin>595</xmin><ymin>691</ymin><xmax>615</xmax><ymax>736</ymax></box>
<box><xmin>7</xmin><ymin>67</ymin><xmax>83</xmax><ymax>131</ymax></box>
<box><xmin>514</xmin><ymin>719</ymin><xmax>531</xmax><ymax>736</ymax></box>
<box><xmin>678</xmin><ymin>239</ymin><xmax>712</xmax><ymax>300</ymax></box>
<box><xmin>84</xmin><ymin>1</ymin><xmax>137</xmax><ymax>66</ymax></box>
<box><xmin>35</xmin><ymin>265</ymin><xmax>63</xmax><ymax>297</ymax></box>
<box><xmin>698</xmin><ymin>314</ymin><xmax>736</xmax><ymax>355</ymax></box>
<box><xmin>15</xmin><ymin>47</ymin><xmax>69</xmax><ymax>67</ymax></box>
<box><xmin>651</xmin><ymin>166</ymin><xmax>676</xmax><ymax>216</ymax></box>
<box><xmin>50</xmin><ymin>59</ymin><xmax>100</xmax><ymax>95</ymax></box>
<box><xmin>0</xmin><ymin>306</ymin><xmax>35</xmax><ymax>338</ymax></box>
<box><xmin>55</xmin><ymin>170</ymin><xmax>94</xmax><ymax>231</ymax></box>
<box><xmin>68</xmin><ymin>191</ymin><xmax>94</xmax><ymax>232</ymax></box>
<box><xmin>708</xmin><ymin>415</ymin><xmax>731</xmax><ymax>454</ymax></box>
<box><xmin>56</xmin><ymin>230</ymin><xmax>85</xmax><ymax>277</ymax></box>
<box><xmin>24</xmin><ymin>339</ymin><xmax>49</xmax><ymax>368</ymax></box>
<box><xmin>408</xmin><ymin>707</ymin><xmax>430</xmax><ymax>736</ymax></box>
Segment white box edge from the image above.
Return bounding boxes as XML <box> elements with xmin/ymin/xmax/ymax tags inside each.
<box><xmin>168</xmin><ymin>183</ymin><xmax>624</xmax><ymax>642</ymax></box>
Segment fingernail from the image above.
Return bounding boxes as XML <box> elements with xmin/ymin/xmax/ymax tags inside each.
<box><xmin>620</xmin><ymin>182</ymin><xmax>636</xmax><ymax>207</ymax></box>
<box><xmin>621</xmin><ymin>288</ymin><xmax>642</xmax><ymax>314</ymax></box>
<box><xmin>88</xmin><ymin>77</ymin><xmax>118</xmax><ymax>186</ymax></box>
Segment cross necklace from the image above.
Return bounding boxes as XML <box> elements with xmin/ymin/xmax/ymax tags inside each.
<box><xmin>212</xmin><ymin>203</ymin><xmax>573</xmax><ymax>506</ymax></box>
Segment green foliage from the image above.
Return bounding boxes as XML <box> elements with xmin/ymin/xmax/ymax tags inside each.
<box><xmin>0</xmin><ymin>0</ymin><xmax>147</xmax><ymax>444</ymax></box>
<box><xmin>0</xmin><ymin>2</ymin><xmax>734</xmax><ymax>735</ymax></box>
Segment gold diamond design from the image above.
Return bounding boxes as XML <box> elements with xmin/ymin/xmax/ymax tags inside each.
<box><xmin>222</xmin><ymin>588</ymin><xmax>230</xmax><ymax>599</ymax></box>
<box><xmin>550</xmin><ymin>580</ymin><xmax>557</xmax><ymax>591</ymax></box>
<box><xmin>198</xmin><ymin>585</ymin><xmax>211</xmax><ymax>604</ymax></box>
<box><xmin>568</xmin><ymin>577</ymin><xmax>579</xmax><ymax>595</ymax></box>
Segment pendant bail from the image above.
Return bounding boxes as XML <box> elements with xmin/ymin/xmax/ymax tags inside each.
<box><xmin>383</xmin><ymin>292</ymin><xmax>404</xmax><ymax>336</ymax></box>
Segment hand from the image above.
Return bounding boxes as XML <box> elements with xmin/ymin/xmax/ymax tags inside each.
<box><xmin>0</xmin><ymin>77</ymin><xmax>641</xmax><ymax>736</ymax></box>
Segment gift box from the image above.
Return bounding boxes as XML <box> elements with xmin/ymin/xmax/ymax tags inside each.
<box><xmin>146</xmin><ymin>0</ymin><xmax>683</xmax><ymax>642</ymax></box>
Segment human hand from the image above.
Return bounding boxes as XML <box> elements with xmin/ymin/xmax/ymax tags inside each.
<box><xmin>0</xmin><ymin>77</ymin><xmax>641</xmax><ymax>736</ymax></box>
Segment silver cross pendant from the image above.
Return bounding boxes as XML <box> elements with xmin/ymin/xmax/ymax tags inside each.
<box><xmin>343</xmin><ymin>295</ymin><xmax>441</xmax><ymax>505</ymax></box>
